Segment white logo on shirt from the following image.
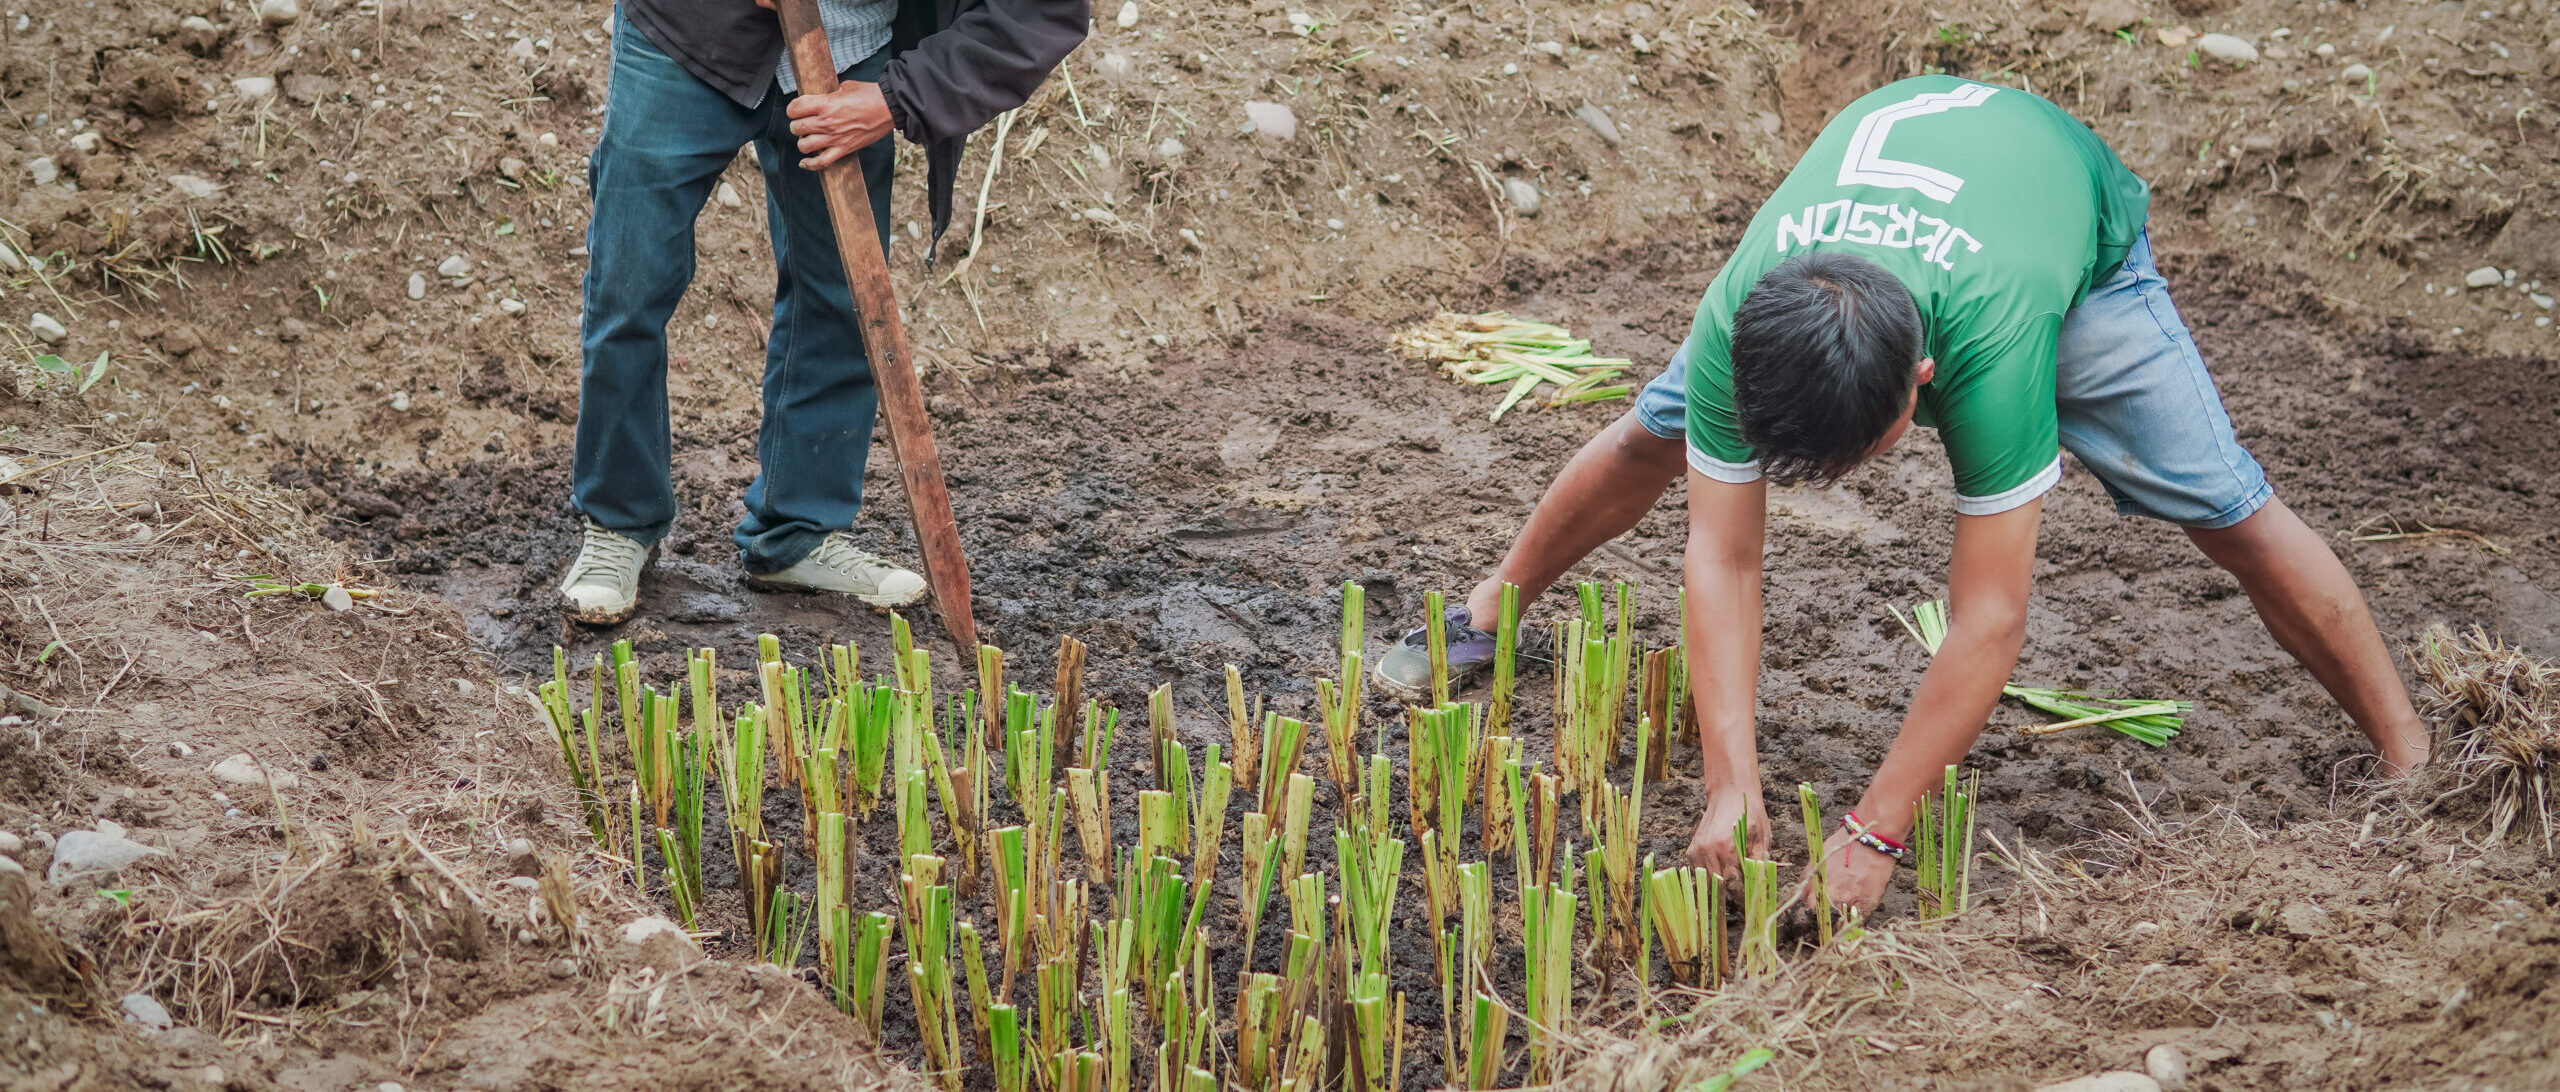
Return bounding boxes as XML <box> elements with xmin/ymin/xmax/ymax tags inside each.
<box><xmin>1836</xmin><ymin>83</ymin><xmax>1999</xmax><ymax>201</ymax></box>
<box><xmin>1769</xmin><ymin>85</ymin><xmax>2000</xmax><ymax>271</ymax></box>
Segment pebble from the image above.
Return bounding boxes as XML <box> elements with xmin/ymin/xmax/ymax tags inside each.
<box><xmin>1243</xmin><ymin>100</ymin><xmax>1297</xmax><ymax>141</ymax></box>
<box><xmin>2145</xmin><ymin>1045</ymin><xmax>2190</xmax><ymax>1089</ymax></box>
<box><xmin>406</xmin><ymin>273</ymin><xmax>427</xmax><ymax>300</ymax></box>
<box><xmin>499</xmin><ymin>298</ymin><xmax>526</xmax><ymax>315</ymax></box>
<box><xmin>1115</xmin><ymin>0</ymin><xmax>1137</xmax><ymax>28</ymax></box>
<box><xmin>2035</xmin><ymin>1074</ymin><xmax>2160</xmax><ymax>1092</ymax></box>
<box><xmin>2529</xmin><ymin>293</ymin><xmax>2554</xmax><ymax>310</ymax></box>
<box><xmin>68</xmin><ymin>132</ymin><xmax>100</xmax><ymax>154</ymax></box>
<box><xmin>321</xmin><ymin>586</ymin><xmax>354</xmax><ymax>611</ymax></box>
<box><xmin>1573</xmin><ymin>103</ymin><xmax>1624</xmax><ymax>146</ymax></box>
<box><xmin>1324</xmin><ymin>218</ymin><xmax>1344</xmax><ymax>231</ymax></box>
<box><xmin>1095</xmin><ymin>51</ymin><xmax>1138</xmax><ymax>83</ymax></box>
<box><xmin>547</xmin><ymin>958</ymin><xmax>579</xmax><ymax>979</ymax></box>
<box><xmin>167</xmin><ymin>741</ymin><xmax>194</xmax><ymax>758</ymax></box>
<box><xmin>233</xmin><ymin>77</ymin><xmax>278</xmax><ymax>103</ymax></box>
<box><xmin>537</xmin><ymin>132</ymin><xmax>559</xmax><ymax>148</ymax></box>
<box><xmin>437</xmin><ymin>254</ymin><xmax>472</xmax><ymax>279</ymax></box>
<box><xmin>2081</xmin><ymin>0</ymin><xmax>2140</xmax><ymax>31</ymax></box>
<box><xmin>46</xmin><ymin>827</ymin><xmax>162</xmax><ymax>886</ymax></box>
<box><xmin>2466</xmin><ymin>265</ymin><xmax>2505</xmax><ymax>288</ymax></box>
<box><xmin>2340</xmin><ymin>62</ymin><xmax>2373</xmax><ymax>83</ymax></box>
<box><xmin>2314</xmin><ymin>42</ymin><xmax>2335</xmax><ymax>56</ymax></box>
<box><xmin>209</xmin><ymin>754</ymin><xmax>301</xmax><ymax>791</ymax></box>
<box><xmin>379</xmin><ymin>1083</ymin><xmax>407</xmax><ymax>1092</ymax></box>
<box><xmin>1154</xmin><ymin>136</ymin><xmax>1186</xmax><ymax>160</ymax></box>
<box><xmin>28</xmin><ymin>312</ymin><xmax>67</xmax><ymax>343</ymax></box>
<box><xmin>26</xmin><ymin>156</ymin><xmax>57</xmax><ymax>186</ymax></box>
<box><xmin>505</xmin><ymin>837</ymin><xmax>540</xmax><ymax>876</ymax></box>
<box><xmin>2195</xmin><ymin>33</ymin><xmax>2259</xmax><ymax>63</ymax></box>
<box><xmin>1503</xmin><ymin>177</ymin><xmax>1541</xmax><ymax>216</ymax></box>
<box><xmin>176</xmin><ymin>15</ymin><xmax>220</xmax><ymax>50</ymax></box>
<box><xmin>621</xmin><ymin>916</ymin><xmax>687</xmax><ymax>946</ymax></box>
<box><xmin>508</xmin><ymin>38</ymin><xmax>536</xmax><ymax>61</ymax></box>
<box><xmin>121</xmin><ymin>993</ymin><xmax>174</xmax><ymax>1030</ymax></box>
<box><xmin>168</xmin><ymin>174</ymin><xmax>222</xmax><ymax>200</ymax></box>
<box><xmin>0</xmin><ymin>831</ymin><xmax>20</xmax><ymax>856</ymax></box>
<box><xmin>255</xmin><ymin>0</ymin><xmax>299</xmax><ymax>27</ymax></box>
<box><xmin>714</xmin><ymin>182</ymin><xmax>742</xmax><ymax>208</ymax></box>
<box><xmin>389</xmin><ymin>390</ymin><xmax>411</xmax><ymax>412</ymax></box>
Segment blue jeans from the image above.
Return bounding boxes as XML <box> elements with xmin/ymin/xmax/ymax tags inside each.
<box><xmin>1634</xmin><ymin>230</ymin><xmax>2272</xmax><ymax>528</ymax></box>
<box><xmin>572</xmin><ymin>26</ymin><xmax>894</xmax><ymax>573</ymax></box>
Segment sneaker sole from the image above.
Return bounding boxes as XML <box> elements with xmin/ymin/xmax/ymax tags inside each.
<box><xmin>563</xmin><ymin>597</ymin><xmax>641</xmax><ymax>627</ymax></box>
<box><xmin>741</xmin><ymin>575</ymin><xmax>930</xmax><ymax>610</ymax></box>
<box><xmin>1371</xmin><ymin>657</ymin><xmax>1493</xmax><ymax>703</ymax></box>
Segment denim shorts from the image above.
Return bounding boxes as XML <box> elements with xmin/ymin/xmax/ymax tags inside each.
<box><xmin>1632</xmin><ymin>231</ymin><xmax>2272</xmax><ymax>529</ymax></box>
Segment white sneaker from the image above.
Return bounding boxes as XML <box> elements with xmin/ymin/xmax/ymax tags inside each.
<box><xmin>744</xmin><ymin>532</ymin><xmax>927</xmax><ymax>608</ymax></box>
<box><xmin>559</xmin><ymin>520</ymin><xmax>653</xmax><ymax>625</ymax></box>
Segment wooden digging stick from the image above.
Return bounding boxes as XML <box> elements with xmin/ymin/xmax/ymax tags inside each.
<box><xmin>774</xmin><ymin>0</ymin><xmax>979</xmax><ymax>653</ymax></box>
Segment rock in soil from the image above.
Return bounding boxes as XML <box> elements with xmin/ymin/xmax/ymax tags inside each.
<box><xmin>46</xmin><ymin>826</ymin><xmax>162</xmax><ymax>886</ymax></box>
<box><xmin>1504</xmin><ymin>177</ymin><xmax>1541</xmax><ymax>215</ymax></box>
<box><xmin>121</xmin><ymin>993</ymin><xmax>174</xmax><ymax>1029</ymax></box>
<box><xmin>208</xmin><ymin>754</ymin><xmax>301</xmax><ymax>790</ymax></box>
<box><xmin>621</xmin><ymin>915</ymin><xmax>686</xmax><ymax>946</ymax></box>
<box><xmin>2144</xmin><ymin>1045</ymin><xmax>2189</xmax><ymax>1089</ymax></box>
<box><xmin>28</xmin><ymin>312</ymin><xmax>66</xmax><ymax>343</ymax></box>
<box><xmin>1243</xmin><ymin>100</ymin><xmax>1296</xmax><ymax>141</ymax></box>
<box><xmin>2195</xmin><ymin>33</ymin><xmax>2259</xmax><ymax>63</ymax></box>
<box><xmin>1574</xmin><ymin>103</ymin><xmax>1624</xmax><ymax>145</ymax></box>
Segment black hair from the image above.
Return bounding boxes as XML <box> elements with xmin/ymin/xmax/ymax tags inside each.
<box><xmin>1728</xmin><ymin>252</ymin><xmax>1925</xmax><ymax>485</ymax></box>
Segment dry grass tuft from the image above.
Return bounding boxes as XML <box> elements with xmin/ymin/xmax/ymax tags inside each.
<box><xmin>2410</xmin><ymin>624</ymin><xmax>2560</xmax><ymax>852</ymax></box>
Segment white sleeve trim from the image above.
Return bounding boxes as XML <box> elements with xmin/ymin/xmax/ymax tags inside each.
<box><xmin>1954</xmin><ymin>455</ymin><xmax>2062</xmax><ymax>516</ymax></box>
<box><xmin>1686</xmin><ymin>445</ymin><xmax>1764</xmax><ymax>484</ymax></box>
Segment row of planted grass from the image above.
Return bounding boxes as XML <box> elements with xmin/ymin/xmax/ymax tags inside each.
<box><xmin>536</xmin><ymin>584</ymin><xmax>1989</xmax><ymax>1091</ymax></box>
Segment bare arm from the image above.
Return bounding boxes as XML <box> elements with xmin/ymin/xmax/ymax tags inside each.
<box><xmin>1681</xmin><ymin>470</ymin><xmax>1772</xmax><ymax>877</ymax></box>
<box><xmin>1820</xmin><ymin>497</ymin><xmax>2042</xmax><ymax>912</ymax></box>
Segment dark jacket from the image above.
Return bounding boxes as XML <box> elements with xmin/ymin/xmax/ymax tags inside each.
<box><xmin>619</xmin><ymin>0</ymin><xmax>1088</xmax><ymax>259</ymax></box>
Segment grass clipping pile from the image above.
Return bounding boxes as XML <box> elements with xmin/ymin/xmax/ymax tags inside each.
<box><xmin>1393</xmin><ymin>313</ymin><xmax>1635</xmax><ymax>422</ymax></box>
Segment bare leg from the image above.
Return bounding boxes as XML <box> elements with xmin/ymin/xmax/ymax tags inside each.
<box><xmin>2184</xmin><ymin>498</ymin><xmax>2431</xmax><ymax>773</ymax></box>
<box><xmin>1462</xmin><ymin>412</ymin><xmax>1688</xmax><ymax>625</ymax></box>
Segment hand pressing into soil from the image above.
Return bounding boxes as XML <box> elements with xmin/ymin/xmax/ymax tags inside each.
<box><xmin>1685</xmin><ymin>786</ymin><xmax>1770</xmax><ymax>880</ymax></box>
<box><xmin>1808</xmin><ymin>839</ymin><xmax>1891</xmax><ymax>917</ymax></box>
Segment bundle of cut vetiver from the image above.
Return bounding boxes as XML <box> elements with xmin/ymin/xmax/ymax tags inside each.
<box><xmin>1391</xmin><ymin>311</ymin><xmax>1636</xmax><ymax>421</ymax></box>
<box><xmin>1892</xmin><ymin>598</ymin><xmax>2193</xmax><ymax>746</ymax></box>
<box><xmin>530</xmin><ymin>580</ymin><xmax>1993</xmax><ymax>1090</ymax></box>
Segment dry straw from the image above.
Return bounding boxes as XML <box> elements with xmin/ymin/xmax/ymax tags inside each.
<box><xmin>2411</xmin><ymin>624</ymin><xmax>2559</xmax><ymax>852</ymax></box>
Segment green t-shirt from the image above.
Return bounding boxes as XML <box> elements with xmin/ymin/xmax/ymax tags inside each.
<box><xmin>1682</xmin><ymin>75</ymin><xmax>2150</xmax><ymax>514</ymax></box>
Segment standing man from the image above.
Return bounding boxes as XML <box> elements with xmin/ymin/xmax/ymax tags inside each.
<box><xmin>1371</xmin><ymin>76</ymin><xmax>2431</xmax><ymax>912</ymax></box>
<box><xmin>558</xmin><ymin>0</ymin><xmax>1086</xmax><ymax>624</ymax></box>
